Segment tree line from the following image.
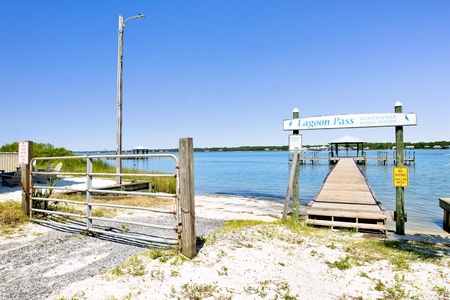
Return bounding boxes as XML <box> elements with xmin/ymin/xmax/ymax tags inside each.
<box><xmin>192</xmin><ymin>141</ymin><xmax>450</xmax><ymax>152</ymax></box>
<box><xmin>1</xmin><ymin>141</ymin><xmax>449</xmax><ymax>155</ymax></box>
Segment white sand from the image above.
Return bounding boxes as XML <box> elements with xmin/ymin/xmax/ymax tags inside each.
<box><xmin>1</xmin><ymin>179</ymin><xmax>450</xmax><ymax>299</ymax></box>
<box><xmin>48</xmin><ymin>213</ymin><xmax>450</xmax><ymax>300</ymax></box>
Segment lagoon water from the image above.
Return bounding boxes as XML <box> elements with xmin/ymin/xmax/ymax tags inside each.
<box><xmin>110</xmin><ymin>150</ymin><xmax>450</xmax><ymax>233</ymax></box>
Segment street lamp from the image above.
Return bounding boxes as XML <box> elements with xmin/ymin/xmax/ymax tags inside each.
<box><xmin>116</xmin><ymin>14</ymin><xmax>145</xmax><ymax>184</ymax></box>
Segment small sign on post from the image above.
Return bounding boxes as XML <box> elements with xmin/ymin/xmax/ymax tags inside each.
<box><xmin>393</xmin><ymin>167</ymin><xmax>408</xmax><ymax>187</ymax></box>
<box><xmin>18</xmin><ymin>141</ymin><xmax>29</xmax><ymax>165</ymax></box>
<box><xmin>289</xmin><ymin>134</ymin><xmax>302</xmax><ymax>152</ymax></box>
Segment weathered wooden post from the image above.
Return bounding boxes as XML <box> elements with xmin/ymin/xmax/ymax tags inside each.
<box><xmin>282</xmin><ymin>147</ymin><xmax>299</xmax><ymax>223</ymax></box>
<box><xmin>292</xmin><ymin>108</ymin><xmax>300</xmax><ymax>221</ymax></box>
<box><xmin>179</xmin><ymin>138</ymin><xmax>196</xmax><ymax>258</ymax></box>
<box><xmin>395</xmin><ymin>102</ymin><xmax>405</xmax><ymax>235</ymax></box>
<box><xmin>19</xmin><ymin>141</ymin><xmax>33</xmax><ymax>216</ymax></box>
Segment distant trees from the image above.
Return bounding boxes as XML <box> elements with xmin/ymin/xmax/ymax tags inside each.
<box><xmin>191</xmin><ymin>141</ymin><xmax>450</xmax><ymax>152</ymax></box>
<box><xmin>0</xmin><ymin>142</ymin><xmax>74</xmax><ymax>157</ymax></box>
<box><xmin>193</xmin><ymin>145</ymin><xmax>289</xmax><ymax>152</ymax></box>
<box><xmin>1</xmin><ymin>140</ymin><xmax>449</xmax><ymax>155</ymax></box>
<box><xmin>363</xmin><ymin>141</ymin><xmax>450</xmax><ymax>150</ymax></box>
<box><xmin>0</xmin><ymin>142</ymin><xmax>110</xmax><ymax>171</ymax></box>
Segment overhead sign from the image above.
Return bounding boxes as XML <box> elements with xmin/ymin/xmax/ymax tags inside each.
<box><xmin>283</xmin><ymin>113</ymin><xmax>417</xmax><ymax>131</ymax></box>
<box><xmin>289</xmin><ymin>134</ymin><xmax>302</xmax><ymax>152</ymax></box>
<box><xmin>393</xmin><ymin>167</ymin><xmax>409</xmax><ymax>187</ymax></box>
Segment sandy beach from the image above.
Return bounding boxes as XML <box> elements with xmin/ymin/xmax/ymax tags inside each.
<box><xmin>1</xmin><ymin>179</ymin><xmax>449</xmax><ymax>299</ymax></box>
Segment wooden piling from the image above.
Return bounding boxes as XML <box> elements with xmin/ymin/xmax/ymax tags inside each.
<box><xmin>395</xmin><ymin>102</ymin><xmax>405</xmax><ymax>235</ymax></box>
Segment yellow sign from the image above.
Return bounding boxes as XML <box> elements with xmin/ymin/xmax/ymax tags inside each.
<box><xmin>393</xmin><ymin>167</ymin><xmax>409</xmax><ymax>187</ymax></box>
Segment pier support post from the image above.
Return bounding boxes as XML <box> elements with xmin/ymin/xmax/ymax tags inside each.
<box><xmin>395</xmin><ymin>102</ymin><xmax>405</xmax><ymax>235</ymax></box>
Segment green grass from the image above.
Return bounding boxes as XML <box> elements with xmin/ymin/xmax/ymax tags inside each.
<box><xmin>0</xmin><ymin>201</ymin><xmax>29</xmax><ymax>235</ymax></box>
<box><xmin>336</xmin><ymin>238</ymin><xmax>445</xmax><ymax>271</ymax></box>
<box><xmin>105</xmin><ymin>246</ymin><xmax>185</xmax><ymax>282</ymax></box>
<box><xmin>108</xmin><ymin>255</ymin><xmax>146</xmax><ymax>277</ymax></box>
<box><xmin>174</xmin><ymin>282</ymin><xmax>225</xmax><ymax>300</ymax></box>
<box><xmin>142</xmin><ymin>246</ymin><xmax>184</xmax><ymax>264</ymax></box>
<box><xmin>220</xmin><ymin>219</ymin><xmax>269</xmax><ymax>233</ymax></box>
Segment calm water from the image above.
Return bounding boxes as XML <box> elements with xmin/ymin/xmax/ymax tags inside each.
<box><xmin>102</xmin><ymin>150</ymin><xmax>450</xmax><ymax>233</ymax></box>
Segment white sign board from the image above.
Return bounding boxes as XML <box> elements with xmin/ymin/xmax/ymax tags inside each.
<box><xmin>283</xmin><ymin>113</ymin><xmax>417</xmax><ymax>131</ymax></box>
<box><xmin>289</xmin><ymin>135</ymin><xmax>302</xmax><ymax>152</ymax></box>
<box><xmin>18</xmin><ymin>141</ymin><xmax>29</xmax><ymax>165</ymax></box>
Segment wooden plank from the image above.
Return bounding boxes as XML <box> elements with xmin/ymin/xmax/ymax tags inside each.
<box><xmin>306</xmin><ymin>219</ymin><xmax>387</xmax><ymax>231</ymax></box>
<box><xmin>310</xmin><ymin>202</ymin><xmax>382</xmax><ymax>211</ymax></box>
<box><xmin>308</xmin><ymin>206</ymin><xmax>386</xmax><ymax>214</ymax></box>
<box><xmin>307</xmin><ymin>209</ymin><xmax>386</xmax><ymax>220</ymax></box>
<box><xmin>317</xmin><ymin>192</ymin><xmax>375</xmax><ymax>203</ymax></box>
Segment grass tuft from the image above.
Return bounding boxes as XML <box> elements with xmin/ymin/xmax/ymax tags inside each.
<box><xmin>0</xmin><ymin>201</ymin><xmax>28</xmax><ymax>235</ymax></box>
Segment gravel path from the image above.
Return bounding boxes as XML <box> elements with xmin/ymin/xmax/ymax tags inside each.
<box><xmin>0</xmin><ymin>215</ymin><xmax>224</xmax><ymax>300</ymax></box>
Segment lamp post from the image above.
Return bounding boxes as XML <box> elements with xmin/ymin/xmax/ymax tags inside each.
<box><xmin>116</xmin><ymin>14</ymin><xmax>145</xmax><ymax>184</ymax></box>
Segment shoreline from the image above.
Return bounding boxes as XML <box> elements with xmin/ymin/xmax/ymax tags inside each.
<box><xmin>1</xmin><ymin>179</ymin><xmax>449</xmax><ymax>238</ymax></box>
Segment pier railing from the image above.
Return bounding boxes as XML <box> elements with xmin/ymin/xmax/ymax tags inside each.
<box><xmin>291</xmin><ymin>150</ymin><xmax>415</xmax><ymax>165</ymax></box>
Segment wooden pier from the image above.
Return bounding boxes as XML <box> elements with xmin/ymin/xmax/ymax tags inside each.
<box><xmin>306</xmin><ymin>158</ymin><xmax>387</xmax><ymax>233</ymax></box>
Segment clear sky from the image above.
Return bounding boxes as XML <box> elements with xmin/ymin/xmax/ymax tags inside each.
<box><xmin>1</xmin><ymin>1</ymin><xmax>449</xmax><ymax>151</ymax></box>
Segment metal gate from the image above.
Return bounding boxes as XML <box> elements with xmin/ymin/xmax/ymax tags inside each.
<box><xmin>29</xmin><ymin>153</ymin><xmax>180</xmax><ymax>246</ymax></box>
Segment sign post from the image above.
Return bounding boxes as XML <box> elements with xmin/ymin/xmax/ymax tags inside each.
<box><xmin>291</xmin><ymin>108</ymin><xmax>300</xmax><ymax>221</ymax></box>
<box><xmin>395</xmin><ymin>102</ymin><xmax>406</xmax><ymax>235</ymax></box>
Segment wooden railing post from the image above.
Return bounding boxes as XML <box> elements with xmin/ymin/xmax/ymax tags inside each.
<box><xmin>19</xmin><ymin>141</ymin><xmax>33</xmax><ymax>216</ymax></box>
<box><xmin>179</xmin><ymin>138</ymin><xmax>196</xmax><ymax>258</ymax></box>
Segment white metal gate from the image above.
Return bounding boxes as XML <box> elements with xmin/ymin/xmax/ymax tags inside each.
<box><xmin>29</xmin><ymin>153</ymin><xmax>180</xmax><ymax>246</ymax></box>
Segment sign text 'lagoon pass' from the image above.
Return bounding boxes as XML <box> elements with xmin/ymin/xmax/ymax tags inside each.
<box><xmin>283</xmin><ymin>113</ymin><xmax>417</xmax><ymax>131</ymax></box>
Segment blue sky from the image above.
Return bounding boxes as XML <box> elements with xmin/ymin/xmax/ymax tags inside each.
<box><xmin>1</xmin><ymin>1</ymin><xmax>449</xmax><ymax>151</ymax></box>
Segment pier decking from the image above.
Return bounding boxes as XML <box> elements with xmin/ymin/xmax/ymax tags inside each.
<box><xmin>306</xmin><ymin>158</ymin><xmax>387</xmax><ymax>233</ymax></box>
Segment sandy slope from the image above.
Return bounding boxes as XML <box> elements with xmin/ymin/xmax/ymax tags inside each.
<box><xmin>48</xmin><ymin>215</ymin><xmax>450</xmax><ymax>300</ymax></box>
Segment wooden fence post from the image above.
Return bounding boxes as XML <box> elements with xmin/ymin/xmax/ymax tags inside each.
<box><xmin>179</xmin><ymin>138</ymin><xmax>196</xmax><ymax>258</ymax></box>
<box><xmin>20</xmin><ymin>141</ymin><xmax>33</xmax><ymax>216</ymax></box>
